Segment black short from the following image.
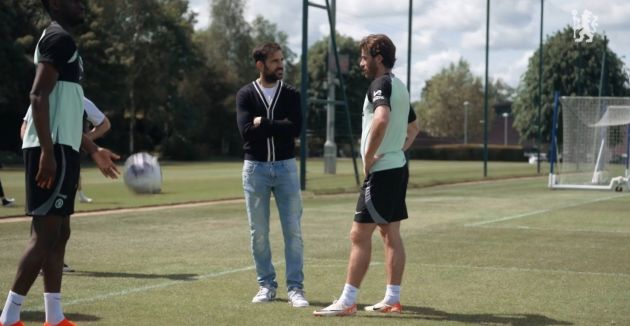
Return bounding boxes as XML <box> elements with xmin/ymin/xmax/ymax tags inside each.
<box><xmin>354</xmin><ymin>165</ymin><xmax>408</xmax><ymax>224</ymax></box>
<box><xmin>24</xmin><ymin>144</ymin><xmax>80</xmax><ymax>217</ymax></box>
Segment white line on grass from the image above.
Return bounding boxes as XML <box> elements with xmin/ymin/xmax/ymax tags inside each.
<box><xmin>466</xmin><ymin>194</ymin><xmax>624</xmax><ymax>227</ymax></box>
<box><xmin>413</xmin><ymin>262</ymin><xmax>630</xmax><ymax>278</ymax></box>
<box><xmin>64</xmin><ymin>264</ymin><xmax>258</xmax><ymax>307</ymax></box>
<box><xmin>473</xmin><ymin>225</ymin><xmax>630</xmax><ymax>235</ymax></box>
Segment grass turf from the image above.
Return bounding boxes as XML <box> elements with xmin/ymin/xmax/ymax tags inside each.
<box><xmin>1</xmin><ymin>167</ymin><xmax>629</xmax><ymax>325</ymax></box>
<box><xmin>0</xmin><ymin>159</ymin><xmax>539</xmax><ymax>217</ymax></box>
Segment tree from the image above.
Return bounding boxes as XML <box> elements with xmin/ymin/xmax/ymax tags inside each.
<box><xmin>416</xmin><ymin>59</ymin><xmax>493</xmax><ymax>141</ymax></box>
<box><xmin>493</xmin><ymin>79</ymin><xmax>515</xmax><ymax>103</ymax></box>
<box><xmin>198</xmin><ymin>0</ymin><xmax>254</xmax><ymax>90</ymax></box>
<box><xmin>305</xmin><ymin>33</ymin><xmax>370</xmax><ymax>154</ymax></box>
<box><xmin>0</xmin><ymin>0</ymin><xmax>46</xmax><ymax>153</ymax></box>
<box><xmin>512</xmin><ymin>26</ymin><xmax>629</xmax><ymax>143</ymax></box>
<box><xmin>76</xmin><ymin>0</ymin><xmax>202</xmax><ymax>155</ymax></box>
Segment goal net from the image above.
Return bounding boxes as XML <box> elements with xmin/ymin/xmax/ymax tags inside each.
<box><xmin>549</xmin><ymin>96</ymin><xmax>630</xmax><ymax>190</ymax></box>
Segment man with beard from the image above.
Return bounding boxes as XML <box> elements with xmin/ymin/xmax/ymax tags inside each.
<box><xmin>314</xmin><ymin>34</ymin><xmax>411</xmax><ymax>317</ymax></box>
<box><xmin>235</xmin><ymin>42</ymin><xmax>308</xmax><ymax>308</ymax></box>
<box><xmin>0</xmin><ymin>1</ymin><xmax>119</xmax><ymax>325</ymax></box>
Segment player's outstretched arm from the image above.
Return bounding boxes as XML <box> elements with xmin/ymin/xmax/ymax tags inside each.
<box><xmin>80</xmin><ymin>134</ymin><xmax>120</xmax><ymax>179</ymax></box>
<box><xmin>87</xmin><ymin>116</ymin><xmax>111</xmax><ymax>141</ymax></box>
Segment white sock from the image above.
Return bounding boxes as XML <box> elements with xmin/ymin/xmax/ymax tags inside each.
<box><xmin>44</xmin><ymin>292</ymin><xmax>65</xmax><ymax>325</ymax></box>
<box><xmin>0</xmin><ymin>291</ymin><xmax>25</xmax><ymax>325</ymax></box>
<box><xmin>384</xmin><ymin>284</ymin><xmax>401</xmax><ymax>305</ymax></box>
<box><xmin>339</xmin><ymin>283</ymin><xmax>358</xmax><ymax>306</ymax></box>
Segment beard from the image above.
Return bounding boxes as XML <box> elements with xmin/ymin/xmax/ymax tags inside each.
<box><xmin>69</xmin><ymin>16</ymin><xmax>85</xmax><ymax>27</ymax></box>
<box><xmin>262</xmin><ymin>67</ymin><xmax>283</xmax><ymax>84</ymax></box>
<box><xmin>363</xmin><ymin>61</ymin><xmax>378</xmax><ymax>79</ymax></box>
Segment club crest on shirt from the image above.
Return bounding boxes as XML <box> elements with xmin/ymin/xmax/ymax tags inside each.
<box><xmin>373</xmin><ymin>90</ymin><xmax>385</xmax><ymax>102</ymax></box>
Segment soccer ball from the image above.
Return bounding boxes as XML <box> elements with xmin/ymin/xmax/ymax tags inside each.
<box><xmin>123</xmin><ymin>152</ymin><xmax>162</xmax><ymax>194</ymax></box>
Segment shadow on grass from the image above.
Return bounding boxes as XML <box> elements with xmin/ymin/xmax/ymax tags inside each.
<box><xmin>308</xmin><ymin>301</ymin><xmax>571</xmax><ymax>325</ymax></box>
<box><xmin>70</xmin><ymin>270</ymin><xmax>198</xmax><ymax>281</ymax></box>
<box><xmin>20</xmin><ymin>310</ymin><xmax>100</xmax><ymax>323</ymax></box>
<box><xmin>361</xmin><ymin>305</ymin><xmax>573</xmax><ymax>325</ymax></box>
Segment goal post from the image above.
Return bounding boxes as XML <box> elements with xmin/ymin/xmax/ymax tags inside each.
<box><xmin>549</xmin><ymin>95</ymin><xmax>630</xmax><ymax>191</ymax></box>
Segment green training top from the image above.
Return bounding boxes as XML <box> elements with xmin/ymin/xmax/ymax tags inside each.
<box><xmin>22</xmin><ymin>22</ymin><xmax>84</xmax><ymax>152</ymax></box>
<box><xmin>360</xmin><ymin>73</ymin><xmax>410</xmax><ymax>173</ymax></box>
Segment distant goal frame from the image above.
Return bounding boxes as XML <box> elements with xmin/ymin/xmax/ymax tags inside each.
<box><xmin>548</xmin><ymin>93</ymin><xmax>630</xmax><ymax>191</ymax></box>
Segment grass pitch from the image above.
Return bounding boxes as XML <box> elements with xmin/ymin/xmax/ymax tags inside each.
<box><xmin>0</xmin><ymin>161</ymin><xmax>629</xmax><ymax>325</ymax></box>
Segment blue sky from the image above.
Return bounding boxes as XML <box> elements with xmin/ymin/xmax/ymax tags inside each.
<box><xmin>189</xmin><ymin>0</ymin><xmax>630</xmax><ymax>101</ymax></box>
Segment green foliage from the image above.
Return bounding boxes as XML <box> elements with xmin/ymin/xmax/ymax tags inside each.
<box><xmin>306</xmin><ymin>34</ymin><xmax>369</xmax><ymax>153</ymax></box>
<box><xmin>193</xmin><ymin>0</ymin><xmax>298</xmax><ymax>157</ymax></box>
<box><xmin>0</xmin><ymin>0</ymin><xmax>47</xmax><ymax>153</ymax></box>
<box><xmin>0</xmin><ymin>0</ymin><xmax>366</xmax><ymax>160</ymax></box>
<box><xmin>409</xmin><ymin>144</ymin><xmax>525</xmax><ymax>162</ymax></box>
<box><xmin>79</xmin><ymin>0</ymin><xmax>202</xmax><ymax>154</ymax></box>
<box><xmin>200</xmin><ymin>0</ymin><xmax>254</xmax><ymax>89</ymax></box>
<box><xmin>416</xmin><ymin>59</ymin><xmax>497</xmax><ymax>141</ymax></box>
<box><xmin>2</xmin><ymin>164</ymin><xmax>628</xmax><ymax>325</ymax></box>
<box><xmin>512</xmin><ymin>26</ymin><xmax>629</xmax><ymax>143</ymax></box>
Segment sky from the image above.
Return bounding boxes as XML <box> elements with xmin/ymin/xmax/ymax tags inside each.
<box><xmin>188</xmin><ymin>0</ymin><xmax>630</xmax><ymax>101</ymax></box>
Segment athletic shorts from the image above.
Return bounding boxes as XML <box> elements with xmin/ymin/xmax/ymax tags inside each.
<box><xmin>23</xmin><ymin>144</ymin><xmax>80</xmax><ymax>217</ymax></box>
<box><xmin>354</xmin><ymin>165</ymin><xmax>409</xmax><ymax>224</ymax></box>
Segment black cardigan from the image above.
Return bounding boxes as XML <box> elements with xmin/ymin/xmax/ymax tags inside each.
<box><xmin>236</xmin><ymin>80</ymin><xmax>302</xmax><ymax>162</ymax></box>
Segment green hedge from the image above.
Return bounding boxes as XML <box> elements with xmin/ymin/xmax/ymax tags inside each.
<box><xmin>409</xmin><ymin>144</ymin><xmax>525</xmax><ymax>162</ymax></box>
<box><xmin>0</xmin><ymin>151</ymin><xmax>22</xmax><ymax>165</ymax></box>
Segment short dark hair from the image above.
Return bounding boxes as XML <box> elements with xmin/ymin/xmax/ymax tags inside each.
<box><xmin>41</xmin><ymin>0</ymin><xmax>51</xmax><ymax>13</ymax></box>
<box><xmin>252</xmin><ymin>42</ymin><xmax>282</xmax><ymax>64</ymax></box>
<box><xmin>360</xmin><ymin>34</ymin><xmax>396</xmax><ymax>69</ymax></box>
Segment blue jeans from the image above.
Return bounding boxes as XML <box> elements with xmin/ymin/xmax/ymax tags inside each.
<box><xmin>242</xmin><ymin>158</ymin><xmax>304</xmax><ymax>290</ymax></box>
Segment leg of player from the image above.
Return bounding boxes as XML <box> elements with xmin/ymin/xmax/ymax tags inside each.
<box><xmin>243</xmin><ymin>161</ymin><xmax>277</xmax><ymax>303</ymax></box>
<box><xmin>0</xmin><ymin>179</ymin><xmax>15</xmax><ymax>207</ymax></box>
<box><xmin>77</xmin><ymin>175</ymin><xmax>92</xmax><ymax>203</ymax></box>
<box><xmin>40</xmin><ymin>216</ymin><xmax>72</xmax><ymax>326</ymax></box>
<box><xmin>273</xmin><ymin>159</ymin><xmax>307</xmax><ymax>307</ymax></box>
<box><xmin>313</xmin><ymin>222</ymin><xmax>376</xmax><ymax>316</ymax></box>
<box><xmin>365</xmin><ymin>222</ymin><xmax>405</xmax><ymax>313</ymax></box>
<box><xmin>0</xmin><ymin>215</ymin><xmax>67</xmax><ymax>326</ymax></box>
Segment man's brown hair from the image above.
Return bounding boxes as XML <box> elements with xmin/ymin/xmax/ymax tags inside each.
<box><xmin>252</xmin><ymin>42</ymin><xmax>282</xmax><ymax>64</ymax></box>
<box><xmin>359</xmin><ymin>34</ymin><xmax>396</xmax><ymax>69</ymax></box>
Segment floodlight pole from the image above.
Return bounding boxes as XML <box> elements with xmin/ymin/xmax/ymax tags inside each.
<box><xmin>323</xmin><ymin>0</ymin><xmax>360</xmax><ymax>186</ymax></box>
<box><xmin>503</xmin><ymin>112</ymin><xmax>509</xmax><ymax>146</ymax></box>
<box><xmin>300</xmin><ymin>0</ymin><xmax>309</xmax><ymax>190</ymax></box>
<box><xmin>407</xmin><ymin>0</ymin><xmax>412</xmax><ymax>92</ymax></box>
<box><xmin>463</xmin><ymin>101</ymin><xmax>469</xmax><ymax>145</ymax></box>
<box><xmin>537</xmin><ymin>0</ymin><xmax>544</xmax><ymax>174</ymax></box>
<box><xmin>482</xmin><ymin>0</ymin><xmax>490</xmax><ymax>177</ymax></box>
<box><xmin>598</xmin><ymin>35</ymin><xmax>608</xmax><ymax>97</ymax></box>
<box><xmin>323</xmin><ymin>0</ymin><xmax>337</xmax><ymax>174</ymax></box>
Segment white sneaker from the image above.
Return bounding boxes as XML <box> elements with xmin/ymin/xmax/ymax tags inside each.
<box><xmin>63</xmin><ymin>263</ymin><xmax>75</xmax><ymax>273</ymax></box>
<box><xmin>78</xmin><ymin>192</ymin><xmax>92</xmax><ymax>203</ymax></box>
<box><xmin>313</xmin><ymin>300</ymin><xmax>357</xmax><ymax>317</ymax></box>
<box><xmin>1</xmin><ymin>198</ymin><xmax>15</xmax><ymax>207</ymax></box>
<box><xmin>364</xmin><ymin>300</ymin><xmax>402</xmax><ymax>313</ymax></box>
<box><xmin>288</xmin><ymin>288</ymin><xmax>309</xmax><ymax>307</ymax></box>
<box><xmin>252</xmin><ymin>286</ymin><xmax>276</xmax><ymax>303</ymax></box>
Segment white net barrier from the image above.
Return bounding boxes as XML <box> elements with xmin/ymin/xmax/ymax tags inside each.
<box><xmin>556</xmin><ymin>97</ymin><xmax>630</xmax><ymax>187</ymax></box>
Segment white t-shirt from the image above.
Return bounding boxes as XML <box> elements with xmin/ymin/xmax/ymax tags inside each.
<box><xmin>24</xmin><ymin>97</ymin><xmax>105</xmax><ymax>126</ymax></box>
<box><xmin>257</xmin><ymin>80</ymin><xmax>279</xmax><ymax>104</ymax></box>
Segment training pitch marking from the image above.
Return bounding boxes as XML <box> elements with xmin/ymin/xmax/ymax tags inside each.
<box><xmin>466</xmin><ymin>194</ymin><xmax>623</xmax><ymax>227</ymax></box>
